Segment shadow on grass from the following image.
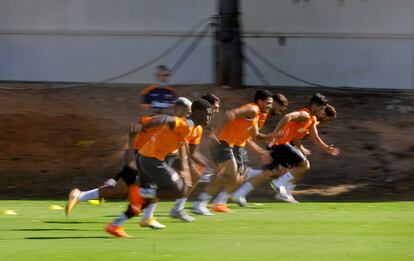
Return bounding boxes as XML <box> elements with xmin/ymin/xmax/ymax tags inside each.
<box><xmin>44</xmin><ymin>220</ymin><xmax>103</xmax><ymax>224</ymax></box>
<box><xmin>12</xmin><ymin>228</ymin><xmax>83</xmax><ymax>231</ymax></box>
<box><xmin>24</xmin><ymin>236</ymin><xmax>115</xmax><ymax>240</ymax></box>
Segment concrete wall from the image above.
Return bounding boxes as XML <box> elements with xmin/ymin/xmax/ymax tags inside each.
<box><xmin>242</xmin><ymin>0</ymin><xmax>414</xmax><ymax>89</ymax></box>
<box><xmin>0</xmin><ymin>0</ymin><xmax>413</xmax><ymax>88</ymax></box>
<box><xmin>0</xmin><ymin>0</ymin><xmax>216</xmax><ymax>84</ymax></box>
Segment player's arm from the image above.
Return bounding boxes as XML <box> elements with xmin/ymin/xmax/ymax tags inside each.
<box><xmin>130</xmin><ymin>114</ymin><xmax>175</xmax><ymax>134</ymax></box>
<box><xmin>127</xmin><ymin>125</ymin><xmax>137</xmax><ymax>163</ymax></box>
<box><xmin>245</xmin><ymin>138</ymin><xmax>272</xmax><ymax>165</ymax></box>
<box><xmin>188</xmin><ymin>144</ymin><xmax>210</xmax><ymax>168</ymax></box>
<box><xmin>178</xmin><ymin>142</ymin><xmax>192</xmax><ymax>187</ymax></box>
<box><xmin>292</xmin><ymin>136</ymin><xmax>312</xmax><ymax>157</ymax></box>
<box><xmin>212</xmin><ymin>105</ymin><xmax>259</xmax><ymax>138</ymax></box>
<box><xmin>249</xmin><ymin>123</ymin><xmax>272</xmax><ymax>142</ymax></box>
<box><xmin>269</xmin><ymin>111</ymin><xmax>310</xmax><ymax>143</ymax></box>
<box><xmin>308</xmin><ymin>123</ymin><xmax>340</xmax><ymax>156</ymax></box>
<box><xmin>254</xmin><ymin>132</ymin><xmax>272</xmax><ymax>141</ymax></box>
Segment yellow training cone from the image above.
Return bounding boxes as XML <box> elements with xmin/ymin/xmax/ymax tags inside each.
<box><xmin>48</xmin><ymin>205</ymin><xmax>63</xmax><ymax>210</ymax></box>
<box><xmin>3</xmin><ymin>210</ymin><xmax>18</xmax><ymax>215</ymax></box>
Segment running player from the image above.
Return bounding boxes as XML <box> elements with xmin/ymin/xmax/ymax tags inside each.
<box><xmin>65</xmin><ymin>97</ymin><xmax>192</xmax><ymax>216</ymax></box>
<box><xmin>271</xmin><ymin>103</ymin><xmax>338</xmax><ymax>202</ymax></box>
<box><xmin>192</xmin><ymin>90</ymin><xmax>273</xmax><ymax>215</ymax></box>
<box><xmin>232</xmin><ymin>95</ymin><xmax>339</xmax><ymax>205</ymax></box>
<box><xmin>169</xmin><ymin>94</ymin><xmax>221</xmax><ymax>222</ymax></box>
<box><xmin>106</xmin><ymin>99</ymin><xmax>213</xmax><ymax>237</ymax></box>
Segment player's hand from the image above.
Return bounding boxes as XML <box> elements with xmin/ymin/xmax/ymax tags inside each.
<box><xmin>327</xmin><ymin>145</ymin><xmax>340</xmax><ymax>156</ymax></box>
<box><xmin>128</xmin><ymin>160</ymin><xmax>137</xmax><ymax>171</ymax></box>
<box><xmin>301</xmin><ymin>147</ymin><xmax>312</xmax><ymax>157</ymax></box>
<box><xmin>129</xmin><ymin>122</ymin><xmax>142</xmax><ymax>134</ymax></box>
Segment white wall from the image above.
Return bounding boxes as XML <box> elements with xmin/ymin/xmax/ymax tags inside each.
<box><xmin>242</xmin><ymin>0</ymin><xmax>414</xmax><ymax>89</ymax></box>
<box><xmin>0</xmin><ymin>0</ymin><xmax>413</xmax><ymax>88</ymax></box>
<box><xmin>0</xmin><ymin>0</ymin><xmax>216</xmax><ymax>84</ymax></box>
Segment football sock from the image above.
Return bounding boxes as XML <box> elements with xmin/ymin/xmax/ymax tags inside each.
<box><xmin>141</xmin><ymin>203</ymin><xmax>157</xmax><ymax>220</ymax></box>
<box><xmin>272</xmin><ymin>171</ymin><xmax>294</xmax><ymax>188</ymax></box>
<box><xmin>232</xmin><ymin>182</ymin><xmax>254</xmax><ymax>198</ymax></box>
<box><xmin>173</xmin><ymin>198</ymin><xmax>187</xmax><ymax>211</ymax></box>
<box><xmin>246</xmin><ymin>168</ymin><xmax>262</xmax><ymax>180</ymax></box>
<box><xmin>112</xmin><ymin>214</ymin><xmax>128</xmax><ymax>226</ymax></box>
<box><xmin>213</xmin><ymin>191</ymin><xmax>229</xmax><ymax>204</ymax></box>
<box><xmin>78</xmin><ymin>189</ymin><xmax>99</xmax><ymax>202</ymax></box>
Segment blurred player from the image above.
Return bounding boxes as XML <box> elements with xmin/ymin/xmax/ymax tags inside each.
<box><xmin>140</xmin><ymin>65</ymin><xmax>177</xmax><ymax>114</ymax></box>
<box><xmin>232</xmin><ymin>94</ymin><xmax>339</xmax><ymax>205</ymax></box>
<box><xmin>271</xmin><ymin>103</ymin><xmax>338</xmax><ymax>202</ymax></box>
<box><xmin>65</xmin><ymin>97</ymin><xmax>192</xmax><ymax>216</ymax></box>
<box><xmin>170</xmin><ymin>93</ymin><xmax>221</xmax><ymax>222</ymax></box>
<box><xmin>106</xmin><ymin>99</ymin><xmax>213</xmax><ymax>237</ymax></box>
<box><xmin>192</xmin><ymin>90</ymin><xmax>273</xmax><ymax>215</ymax></box>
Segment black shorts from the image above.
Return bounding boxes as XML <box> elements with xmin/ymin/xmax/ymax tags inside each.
<box><xmin>266</xmin><ymin>144</ymin><xmax>306</xmax><ymax>170</ymax></box>
<box><xmin>136</xmin><ymin>154</ymin><xmax>184</xmax><ymax>197</ymax></box>
<box><xmin>114</xmin><ymin>165</ymin><xmax>137</xmax><ymax>186</ymax></box>
<box><xmin>165</xmin><ymin>153</ymin><xmax>180</xmax><ymax>170</ymax></box>
<box><xmin>233</xmin><ymin>145</ymin><xmax>248</xmax><ymax>173</ymax></box>
<box><xmin>211</xmin><ymin>141</ymin><xmax>247</xmax><ymax>172</ymax></box>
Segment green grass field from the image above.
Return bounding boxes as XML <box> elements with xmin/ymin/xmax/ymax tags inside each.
<box><xmin>0</xmin><ymin>200</ymin><xmax>413</xmax><ymax>260</ymax></box>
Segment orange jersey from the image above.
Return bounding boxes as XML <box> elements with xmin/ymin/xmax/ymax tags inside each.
<box><xmin>258</xmin><ymin>112</ymin><xmax>269</xmax><ymax>129</ymax></box>
<box><xmin>272</xmin><ymin>108</ymin><xmax>317</xmax><ymax>145</ymax></box>
<box><xmin>295</xmin><ymin>120</ymin><xmax>320</xmax><ymax>140</ymax></box>
<box><xmin>218</xmin><ymin>103</ymin><xmax>260</xmax><ymax>147</ymax></box>
<box><xmin>237</xmin><ymin>111</ymin><xmax>269</xmax><ymax>147</ymax></box>
<box><xmin>139</xmin><ymin>117</ymin><xmax>193</xmax><ymax>161</ymax></box>
<box><xmin>186</xmin><ymin>125</ymin><xmax>203</xmax><ymax>145</ymax></box>
<box><xmin>133</xmin><ymin>116</ymin><xmax>161</xmax><ymax>150</ymax></box>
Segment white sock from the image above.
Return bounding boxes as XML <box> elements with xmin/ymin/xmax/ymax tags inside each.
<box><xmin>233</xmin><ymin>182</ymin><xmax>254</xmax><ymax>198</ymax></box>
<box><xmin>272</xmin><ymin>171</ymin><xmax>294</xmax><ymax>188</ymax></box>
<box><xmin>141</xmin><ymin>203</ymin><xmax>157</xmax><ymax>220</ymax></box>
<box><xmin>112</xmin><ymin>213</ymin><xmax>128</xmax><ymax>226</ymax></box>
<box><xmin>285</xmin><ymin>181</ymin><xmax>296</xmax><ymax>194</ymax></box>
<box><xmin>213</xmin><ymin>191</ymin><xmax>229</xmax><ymax>204</ymax></box>
<box><xmin>198</xmin><ymin>192</ymin><xmax>212</xmax><ymax>203</ymax></box>
<box><xmin>246</xmin><ymin>168</ymin><xmax>262</xmax><ymax>180</ymax></box>
<box><xmin>78</xmin><ymin>189</ymin><xmax>99</xmax><ymax>202</ymax></box>
<box><xmin>173</xmin><ymin>198</ymin><xmax>187</xmax><ymax>211</ymax></box>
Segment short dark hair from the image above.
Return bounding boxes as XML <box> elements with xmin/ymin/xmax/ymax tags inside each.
<box><xmin>254</xmin><ymin>89</ymin><xmax>273</xmax><ymax>103</ymax></box>
<box><xmin>200</xmin><ymin>93</ymin><xmax>220</xmax><ymax>105</ymax></box>
<box><xmin>156</xmin><ymin>65</ymin><xmax>170</xmax><ymax>72</ymax></box>
<box><xmin>191</xmin><ymin>99</ymin><xmax>212</xmax><ymax>112</ymax></box>
<box><xmin>324</xmin><ymin>104</ymin><xmax>337</xmax><ymax>118</ymax></box>
<box><xmin>273</xmin><ymin>93</ymin><xmax>288</xmax><ymax>107</ymax></box>
<box><xmin>310</xmin><ymin>93</ymin><xmax>327</xmax><ymax>106</ymax></box>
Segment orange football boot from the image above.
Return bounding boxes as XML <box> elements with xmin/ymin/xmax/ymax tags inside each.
<box><xmin>212</xmin><ymin>204</ymin><xmax>232</xmax><ymax>213</ymax></box>
<box><xmin>105</xmin><ymin>223</ymin><xmax>131</xmax><ymax>238</ymax></box>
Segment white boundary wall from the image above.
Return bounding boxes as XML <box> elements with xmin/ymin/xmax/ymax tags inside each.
<box><xmin>0</xmin><ymin>0</ymin><xmax>413</xmax><ymax>88</ymax></box>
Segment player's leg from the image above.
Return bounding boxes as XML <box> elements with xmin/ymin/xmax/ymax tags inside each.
<box><xmin>65</xmin><ymin>166</ymin><xmax>134</xmax><ymax>215</ymax></box>
<box><xmin>211</xmin><ymin>145</ymin><xmax>247</xmax><ymax>212</ymax></box>
<box><xmin>170</xmin><ymin>164</ymin><xmax>203</xmax><ymax>222</ymax></box>
<box><xmin>168</xmin><ymin>153</ymin><xmax>199</xmax><ymax>222</ymax></box>
<box><xmin>138</xmin><ymin>155</ymin><xmax>192</xmax><ymax>225</ymax></box>
<box><xmin>269</xmin><ymin>144</ymin><xmax>309</xmax><ymax>203</ymax></box>
<box><xmin>210</xmin><ymin>158</ymin><xmax>238</xmax><ymax>212</ymax></box>
<box><xmin>231</xmin><ymin>171</ymin><xmax>271</xmax><ymax>207</ymax></box>
<box><xmin>192</xmin><ymin>141</ymin><xmax>235</xmax><ymax>215</ymax></box>
<box><xmin>106</xmin><ymin>185</ymin><xmax>145</xmax><ymax>237</ymax></box>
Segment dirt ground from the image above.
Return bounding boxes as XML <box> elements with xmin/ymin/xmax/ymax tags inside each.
<box><xmin>1</xmin><ymin>83</ymin><xmax>413</xmax><ymax>200</ymax></box>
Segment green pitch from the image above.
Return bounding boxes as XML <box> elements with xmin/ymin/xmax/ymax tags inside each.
<box><xmin>0</xmin><ymin>200</ymin><xmax>413</xmax><ymax>260</ymax></box>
